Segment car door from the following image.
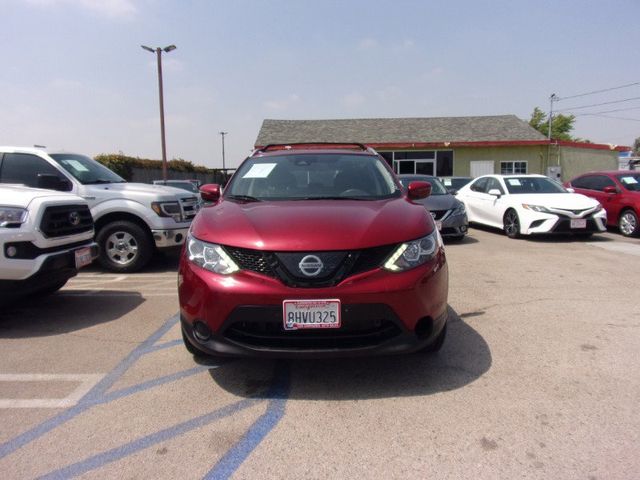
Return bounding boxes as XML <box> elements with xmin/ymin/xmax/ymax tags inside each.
<box><xmin>571</xmin><ymin>174</ymin><xmax>617</xmax><ymax>224</ymax></box>
<box><xmin>461</xmin><ymin>177</ymin><xmax>488</xmax><ymax>223</ymax></box>
<box><xmin>482</xmin><ymin>177</ymin><xmax>509</xmax><ymax>227</ymax></box>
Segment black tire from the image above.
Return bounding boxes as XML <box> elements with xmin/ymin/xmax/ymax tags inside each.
<box><xmin>96</xmin><ymin>221</ymin><xmax>153</xmax><ymax>273</ymax></box>
<box><xmin>421</xmin><ymin>323</ymin><xmax>447</xmax><ymax>354</ymax></box>
<box><xmin>182</xmin><ymin>327</ymin><xmax>201</xmax><ymax>356</ymax></box>
<box><xmin>503</xmin><ymin>209</ymin><xmax>521</xmax><ymax>239</ymax></box>
<box><xmin>37</xmin><ymin>280</ymin><xmax>68</xmax><ymax>296</ymax></box>
<box><xmin>618</xmin><ymin>209</ymin><xmax>639</xmax><ymax>237</ymax></box>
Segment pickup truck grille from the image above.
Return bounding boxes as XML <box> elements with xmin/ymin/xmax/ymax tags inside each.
<box><xmin>180</xmin><ymin>197</ymin><xmax>199</xmax><ymax>221</ymax></box>
<box><xmin>40</xmin><ymin>204</ymin><xmax>93</xmax><ymax>238</ymax></box>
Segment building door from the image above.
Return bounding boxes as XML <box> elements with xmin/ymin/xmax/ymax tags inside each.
<box><xmin>470</xmin><ymin>160</ymin><xmax>495</xmax><ymax>177</ymax></box>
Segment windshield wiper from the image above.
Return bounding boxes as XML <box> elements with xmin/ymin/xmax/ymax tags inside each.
<box><xmin>226</xmin><ymin>194</ymin><xmax>262</xmax><ymax>203</ymax></box>
<box><xmin>296</xmin><ymin>196</ymin><xmax>369</xmax><ymax>201</ymax></box>
<box><xmin>84</xmin><ymin>178</ymin><xmax>118</xmax><ymax>185</ymax></box>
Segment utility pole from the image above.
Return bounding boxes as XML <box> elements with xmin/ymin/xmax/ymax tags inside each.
<box><xmin>141</xmin><ymin>44</ymin><xmax>177</xmax><ymax>182</ymax></box>
<box><xmin>219</xmin><ymin>131</ymin><xmax>228</xmax><ymax>171</ymax></box>
<box><xmin>548</xmin><ymin>93</ymin><xmax>557</xmax><ymax>140</ymax></box>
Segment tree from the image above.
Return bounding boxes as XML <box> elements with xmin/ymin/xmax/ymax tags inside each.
<box><xmin>528</xmin><ymin>107</ymin><xmax>578</xmax><ymax>141</ymax></box>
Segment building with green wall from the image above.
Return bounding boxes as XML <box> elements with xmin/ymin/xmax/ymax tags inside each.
<box><xmin>255</xmin><ymin>116</ymin><xmax>628</xmax><ymax>181</ymax></box>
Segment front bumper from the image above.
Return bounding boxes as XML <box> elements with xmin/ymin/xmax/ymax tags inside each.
<box><xmin>0</xmin><ymin>242</ymin><xmax>98</xmax><ymax>297</ymax></box>
<box><xmin>152</xmin><ymin>227</ymin><xmax>190</xmax><ymax>248</ymax></box>
<box><xmin>439</xmin><ymin>212</ymin><xmax>469</xmax><ymax>238</ymax></box>
<box><xmin>178</xmin><ymin>249</ymin><xmax>449</xmax><ymax>358</ymax></box>
<box><xmin>521</xmin><ymin>209</ymin><xmax>607</xmax><ymax>235</ymax></box>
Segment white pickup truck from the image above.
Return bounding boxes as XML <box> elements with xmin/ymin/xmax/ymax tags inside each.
<box><xmin>0</xmin><ymin>147</ymin><xmax>199</xmax><ymax>272</ymax></box>
<box><xmin>0</xmin><ymin>185</ymin><xmax>98</xmax><ymax>303</ymax></box>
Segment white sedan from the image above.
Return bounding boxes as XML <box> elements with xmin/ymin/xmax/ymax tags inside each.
<box><xmin>456</xmin><ymin>174</ymin><xmax>607</xmax><ymax>238</ymax></box>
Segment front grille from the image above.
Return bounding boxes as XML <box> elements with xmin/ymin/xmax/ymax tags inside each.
<box><xmin>223</xmin><ymin>304</ymin><xmax>403</xmax><ymax>349</ymax></box>
<box><xmin>553</xmin><ymin>207</ymin><xmax>593</xmax><ymax>217</ymax></box>
<box><xmin>180</xmin><ymin>197</ymin><xmax>199</xmax><ymax>221</ymax></box>
<box><xmin>430</xmin><ymin>209</ymin><xmax>449</xmax><ymax>220</ymax></box>
<box><xmin>39</xmin><ymin>204</ymin><xmax>93</xmax><ymax>238</ymax></box>
<box><xmin>224</xmin><ymin>244</ymin><xmax>396</xmax><ymax>287</ymax></box>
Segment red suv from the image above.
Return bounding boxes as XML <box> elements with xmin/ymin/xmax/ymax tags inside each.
<box><xmin>565</xmin><ymin>171</ymin><xmax>640</xmax><ymax>237</ymax></box>
<box><xmin>178</xmin><ymin>144</ymin><xmax>449</xmax><ymax>358</ymax></box>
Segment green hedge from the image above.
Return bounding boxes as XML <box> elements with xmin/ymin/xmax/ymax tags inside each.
<box><xmin>95</xmin><ymin>154</ymin><xmax>211</xmax><ymax>181</ymax></box>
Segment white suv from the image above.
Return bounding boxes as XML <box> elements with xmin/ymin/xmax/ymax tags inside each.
<box><xmin>0</xmin><ymin>147</ymin><xmax>200</xmax><ymax>272</ymax></box>
<box><xmin>0</xmin><ymin>185</ymin><xmax>98</xmax><ymax>303</ymax></box>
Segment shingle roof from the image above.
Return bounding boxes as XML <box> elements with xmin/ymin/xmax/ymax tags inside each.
<box><xmin>255</xmin><ymin>115</ymin><xmax>547</xmax><ymax>146</ymax></box>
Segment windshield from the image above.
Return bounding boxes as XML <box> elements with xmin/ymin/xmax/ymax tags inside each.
<box><xmin>617</xmin><ymin>173</ymin><xmax>640</xmax><ymax>191</ymax></box>
<box><xmin>398</xmin><ymin>176</ymin><xmax>448</xmax><ymax>195</ymax></box>
<box><xmin>225</xmin><ymin>153</ymin><xmax>400</xmax><ymax>201</ymax></box>
<box><xmin>504</xmin><ymin>176</ymin><xmax>566</xmax><ymax>194</ymax></box>
<box><xmin>50</xmin><ymin>154</ymin><xmax>126</xmax><ymax>185</ymax></box>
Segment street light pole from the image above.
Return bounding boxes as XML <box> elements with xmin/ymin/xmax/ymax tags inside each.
<box><xmin>142</xmin><ymin>44</ymin><xmax>176</xmax><ymax>182</ymax></box>
<box><xmin>219</xmin><ymin>131</ymin><xmax>228</xmax><ymax>171</ymax></box>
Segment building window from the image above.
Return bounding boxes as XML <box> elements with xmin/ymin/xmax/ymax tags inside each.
<box><xmin>500</xmin><ymin>161</ymin><xmax>527</xmax><ymax>174</ymax></box>
<box><xmin>382</xmin><ymin>150</ymin><xmax>453</xmax><ymax>176</ymax></box>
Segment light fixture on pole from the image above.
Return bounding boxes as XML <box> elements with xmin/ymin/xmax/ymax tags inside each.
<box><xmin>219</xmin><ymin>131</ymin><xmax>228</xmax><ymax>171</ymax></box>
<box><xmin>141</xmin><ymin>44</ymin><xmax>177</xmax><ymax>182</ymax></box>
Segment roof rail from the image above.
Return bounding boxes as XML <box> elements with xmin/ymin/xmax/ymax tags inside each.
<box><xmin>257</xmin><ymin>142</ymin><xmax>370</xmax><ymax>153</ymax></box>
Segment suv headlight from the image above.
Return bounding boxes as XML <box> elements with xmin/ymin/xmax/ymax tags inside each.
<box><xmin>151</xmin><ymin>201</ymin><xmax>182</xmax><ymax>222</ymax></box>
<box><xmin>522</xmin><ymin>204</ymin><xmax>551</xmax><ymax>213</ymax></box>
<box><xmin>0</xmin><ymin>207</ymin><xmax>28</xmax><ymax>227</ymax></box>
<box><xmin>186</xmin><ymin>235</ymin><xmax>239</xmax><ymax>274</ymax></box>
<box><xmin>383</xmin><ymin>230</ymin><xmax>442</xmax><ymax>272</ymax></box>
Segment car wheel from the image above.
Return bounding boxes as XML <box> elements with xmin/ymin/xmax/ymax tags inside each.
<box><xmin>96</xmin><ymin>221</ymin><xmax>153</xmax><ymax>273</ymax></box>
<box><xmin>503</xmin><ymin>209</ymin><xmax>521</xmax><ymax>239</ymax></box>
<box><xmin>618</xmin><ymin>209</ymin><xmax>639</xmax><ymax>237</ymax></box>
<box><xmin>420</xmin><ymin>323</ymin><xmax>447</xmax><ymax>354</ymax></box>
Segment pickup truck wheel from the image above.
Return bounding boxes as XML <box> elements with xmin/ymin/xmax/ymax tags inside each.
<box><xmin>96</xmin><ymin>221</ymin><xmax>153</xmax><ymax>273</ymax></box>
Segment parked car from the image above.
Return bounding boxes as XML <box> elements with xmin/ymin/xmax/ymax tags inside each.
<box><xmin>456</xmin><ymin>174</ymin><xmax>607</xmax><ymax>238</ymax></box>
<box><xmin>398</xmin><ymin>174</ymin><xmax>468</xmax><ymax>240</ymax></box>
<box><xmin>0</xmin><ymin>185</ymin><xmax>98</xmax><ymax>304</ymax></box>
<box><xmin>439</xmin><ymin>176</ymin><xmax>473</xmax><ymax>194</ymax></box>
<box><xmin>0</xmin><ymin>147</ymin><xmax>200</xmax><ymax>272</ymax></box>
<box><xmin>564</xmin><ymin>171</ymin><xmax>640</xmax><ymax>237</ymax></box>
<box><xmin>179</xmin><ymin>143</ymin><xmax>449</xmax><ymax>358</ymax></box>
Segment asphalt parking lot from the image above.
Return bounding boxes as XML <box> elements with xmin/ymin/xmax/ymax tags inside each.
<box><xmin>0</xmin><ymin>229</ymin><xmax>639</xmax><ymax>479</ymax></box>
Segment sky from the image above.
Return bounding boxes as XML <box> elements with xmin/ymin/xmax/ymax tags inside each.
<box><xmin>2</xmin><ymin>0</ymin><xmax>639</xmax><ymax>169</ymax></box>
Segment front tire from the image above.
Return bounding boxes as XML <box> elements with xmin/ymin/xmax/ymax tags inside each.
<box><xmin>618</xmin><ymin>210</ymin><xmax>639</xmax><ymax>237</ymax></box>
<box><xmin>96</xmin><ymin>221</ymin><xmax>153</xmax><ymax>273</ymax></box>
<box><xmin>503</xmin><ymin>209</ymin><xmax>521</xmax><ymax>239</ymax></box>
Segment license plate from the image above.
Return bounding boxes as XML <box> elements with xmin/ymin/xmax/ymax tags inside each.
<box><xmin>74</xmin><ymin>247</ymin><xmax>93</xmax><ymax>269</ymax></box>
<box><xmin>283</xmin><ymin>299</ymin><xmax>341</xmax><ymax>330</ymax></box>
<box><xmin>436</xmin><ymin>220</ymin><xmax>442</xmax><ymax>231</ymax></box>
<box><xmin>570</xmin><ymin>219</ymin><xmax>587</xmax><ymax>229</ymax></box>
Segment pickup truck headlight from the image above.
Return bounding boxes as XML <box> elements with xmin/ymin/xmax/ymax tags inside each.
<box><xmin>151</xmin><ymin>201</ymin><xmax>182</xmax><ymax>222</ymax></box>
<box><xmin>0</xmin><ymin>207</ymin><xmax>28</xmax><ymax>227</ymax></box>
<box><xmin>383</xmin><ymin>230</ymin><xmax>442</xmax><ymax>272</ymax></box>
<box><xmin>186</xmin><ymin>235</ymin><xmax>239</xmax><ymax>274</ymax></box>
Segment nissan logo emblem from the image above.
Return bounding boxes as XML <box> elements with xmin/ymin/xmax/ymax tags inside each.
<box><xmin>298</xmin><ymin>255</ymin><xmax>323</xmax><ymax>277</ymax></box>
<box><xmin>68</xmin><ymin>211</ymin><xmax>81</xmax><ymax>226</ymax></box>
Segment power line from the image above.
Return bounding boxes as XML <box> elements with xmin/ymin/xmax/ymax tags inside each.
<box><xmin>556</xmin><ymin>81</ymin><xmax>640</xmax><ymax>101</ymax></box>
<box><xmin>556</xmin><ymin>96</ymin><xmax>640</xmax><ymax>112</ymax></box>
<box><xmin>575</xmin><ymin>106</ymin><xmax>640</xmax><ymax>116</ymax></box>
<box><xmin>580</xmin><ymin>113</ymin><xmax>640</xmax><ymax>122</ymax></box>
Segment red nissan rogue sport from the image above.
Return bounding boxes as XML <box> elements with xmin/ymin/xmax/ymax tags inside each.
<box><xmin>178</xmin><ymin>144</ymin><xmax>449</xmax><ymax>358</ymax></box>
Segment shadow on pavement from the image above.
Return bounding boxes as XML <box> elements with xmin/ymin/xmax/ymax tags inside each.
<box><xmin>209</xmin><ymin>305</ymin><xmax>491</xmax><ymax>400</ymax></box>
<box><xmin>0</xmin><ymin>291</ymin><xmax>144</xmax><ymax>338</ymax></box>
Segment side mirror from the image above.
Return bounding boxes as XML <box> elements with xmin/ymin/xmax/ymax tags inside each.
<box><xmin>199</xmin><ymin>183</ymin><xmax>221</xmax><ymax>203</ymax></box>
<box><xmin>407</xmin><ymin>181</ymin><xmax>431</xmax><ymax>200</ymax></box>
<box><xmin>488</xmin><ymin>189</ymin><xmax>502</xmax><ymax>197</ymax></box>
<box><xmin>37</xmin><ymin>174</ymin><xmax>72</xmax><ymax>191</ymax></box>
<box><xmin>448</xmin><ymin>188</ymin><xmax>458</xmax><ymax>195</ymax></box>
<box><xmin>603</xmin><ymin>186</ymin><xmax>618</xmax><ymax>194</ymax></box>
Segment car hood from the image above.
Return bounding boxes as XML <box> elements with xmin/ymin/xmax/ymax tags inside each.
<box><xmin>0</xmin><ymin>185</ymin><xmax>85</xmax><ymax>208</ymax></box>
<box><xmin>414</xmin><ymin>194</ymin><xmax>459</xmax><ymax>211</ymax></box>
<box><xmin>511</xmin><ymin>193</ymin><xmax>600</xmax><ymax>209</ymax></box>
<box><xmin>191</xmin><ymin>197</ymin><xmax>433</xmax><ymax>251</ymax></box>
<box><xmin>85</xmin><ymin>182</ymin><xmax>197</xmax><ymax>201</ymax></box>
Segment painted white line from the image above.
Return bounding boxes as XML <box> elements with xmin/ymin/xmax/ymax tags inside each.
<box><xmin>59</xmin><ymin>293</ymin><xmax>175</xmax><ymax>297</ymax></box>
<box><xmin>587</xmin><ymin>241</ymin><xmax>640</xmax><ymax>257</ymax></box>
<box><xmin>0</xmin><ymin>374</ymin><xmax>104</xmax><ymax>409</ymax></box>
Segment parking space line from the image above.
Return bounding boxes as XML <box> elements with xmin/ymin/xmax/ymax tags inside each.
<box><xmin>0</xmin><ymin>374</ymin><xmax>104</xmax><ymax>409</ymax></box>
